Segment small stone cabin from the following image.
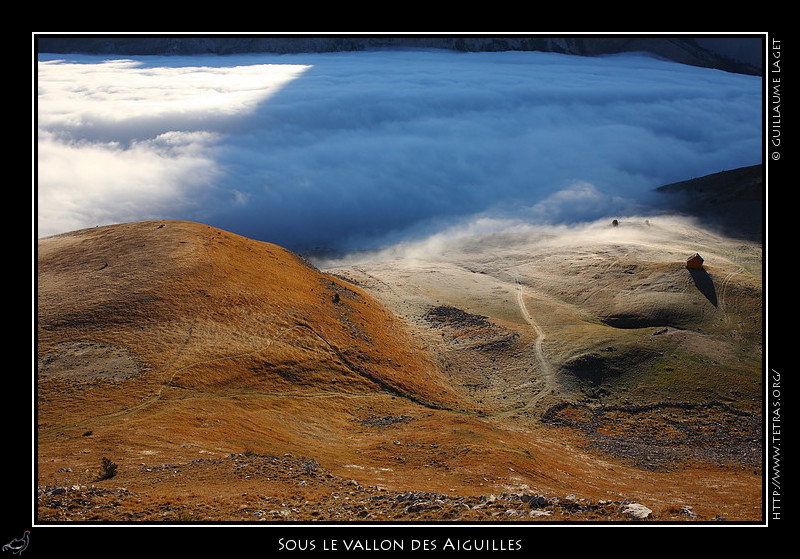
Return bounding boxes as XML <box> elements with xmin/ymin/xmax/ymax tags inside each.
<box><xmin>686</xmin><ymin>253</ymin><xmax>704</xmax><ymax>269</ymax></box>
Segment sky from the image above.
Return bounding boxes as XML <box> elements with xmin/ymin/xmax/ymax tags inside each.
<box><xmin>36</xmin><ymin>49</ymin><xmax>762</xmax><ymax>255</ymax></box>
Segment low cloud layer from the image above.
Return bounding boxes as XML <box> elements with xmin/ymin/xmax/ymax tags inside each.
<box><xmin>36</xmin><ymin>49</ymin><xmax>762</xmax><ymax>253</ymax></box>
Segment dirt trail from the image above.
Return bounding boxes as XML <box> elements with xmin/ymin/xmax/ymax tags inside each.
<box><xmin>513</xmin><ymin>279</ymin><xmax>555</xmax><ymax>411</ymax></box>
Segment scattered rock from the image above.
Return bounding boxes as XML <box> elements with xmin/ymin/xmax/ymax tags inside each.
<box><xmin>621</xmin><ymin>503</ymin><xmax>653</xmax><ymax>520</ymax></box>
<box><xmin>359</xmin><ymin>414</ymin><xmax>415</xmax><ymax>427</ymax></box>
<box><xmin>424</xmin><ymin>305</ymin><xmax>519</xmax><ymax>351</ymax></box>
<box><xmin>541</xmin><ymin>400</ymin><xmax>762</xmax><ymax>472</ymax></box>
<box><xmin>35</xmin><ymin>453</ymin><xmax>719</xmax><ymax>523</ymax></box>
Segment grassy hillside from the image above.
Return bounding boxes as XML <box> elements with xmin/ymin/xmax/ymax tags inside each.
<box><xmin>36</xmin><ymin>219</ymin><xmax>763</xmax><ymax>522</ymax></box>
<box><xmin>656</xmin><ymin>164</ymin><xmax>763</xmax><ymax>241</ymax></box>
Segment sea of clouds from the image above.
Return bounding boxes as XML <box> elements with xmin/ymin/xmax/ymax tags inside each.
<box><xmin>36</xmin><ymin>49</ymin><xmax>762</xmax><ymax>254</ymax></box>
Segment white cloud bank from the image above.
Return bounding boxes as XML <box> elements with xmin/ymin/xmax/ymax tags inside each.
<box><xmin>36</xmin><ymin>49</ymin><xmax>762</xmax><ymax>252</ymax></box>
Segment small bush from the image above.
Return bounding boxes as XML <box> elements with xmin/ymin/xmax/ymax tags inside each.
<box><xmin>98</xmin><ymin>457</ymin><xmax>118</xmax><ymax>480</ymax></box>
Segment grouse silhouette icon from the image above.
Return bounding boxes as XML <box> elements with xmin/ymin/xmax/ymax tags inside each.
<box><xmin>2</xmin><ymin>531</ymin><xmax>29</xmax><ymax>555</ymax></box>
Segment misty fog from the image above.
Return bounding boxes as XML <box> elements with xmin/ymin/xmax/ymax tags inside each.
<box><xmin>36</xmin><ymin>49</ymin><xmax>762</xmax><ymax>254</ymax></box>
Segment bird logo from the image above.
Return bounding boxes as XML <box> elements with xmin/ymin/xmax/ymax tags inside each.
<box><xmin>2</xmin><ymin>531</ymin><xmax>29</xmax><ymax>555</ymax></box>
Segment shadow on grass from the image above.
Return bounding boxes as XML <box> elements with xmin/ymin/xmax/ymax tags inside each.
<box><xmin>689</xmin><ymin>268</ymin><xmax>717</xmax><ymax>307</ymax></box>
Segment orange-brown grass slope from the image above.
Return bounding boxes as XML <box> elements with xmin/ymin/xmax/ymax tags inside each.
<box><xmin>37</xmin><ymin>221</ymin><xmax>462</xmax><ymax>411</ymax></box>
<box><xmin>37</xmin><ymin>222</ymin><xmax>464</xmax><ymax>475</ymax></box>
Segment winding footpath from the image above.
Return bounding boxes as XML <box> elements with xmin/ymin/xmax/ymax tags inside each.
<box><xmin>514</xmin><ymin>279</ymin><xmax>556</xmax><ymax>410</ymax></box>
